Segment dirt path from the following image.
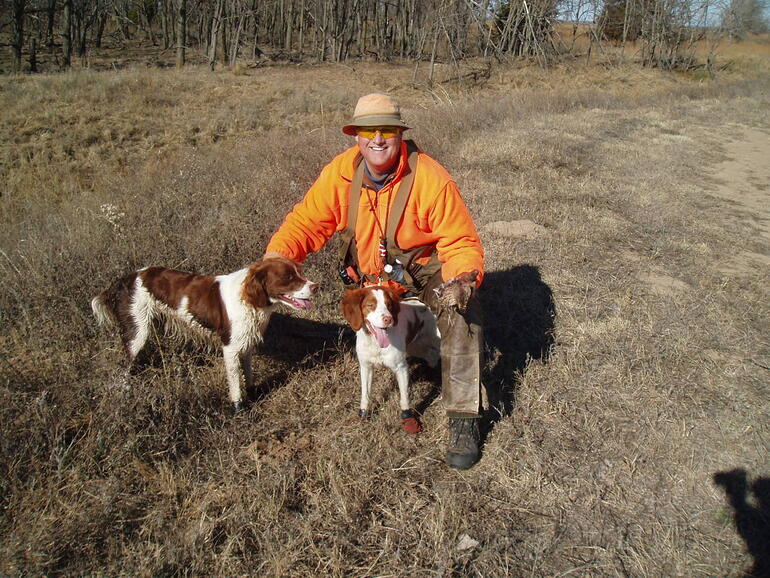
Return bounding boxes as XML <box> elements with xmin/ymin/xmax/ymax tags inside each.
<box><xmin>710</xmin><ymin>126</ymin><xmax>770</xmax><ymax>273</ymax></box>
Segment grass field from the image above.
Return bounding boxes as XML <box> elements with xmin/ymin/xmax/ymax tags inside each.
<box><xmin>1</xmin><ymin>47</ymin><xmax>769</xmax><ymax>575</ymax></box>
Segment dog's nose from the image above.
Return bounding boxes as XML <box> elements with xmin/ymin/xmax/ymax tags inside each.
<box><xmin>381</xmin><ymin>314</ymin><xmax>393</xmax><ymax>325</ymax></box>
<box><xmin>309</xmin><ymin>283</ymin><xmax>319</xmax><ymax>294</ymax></box>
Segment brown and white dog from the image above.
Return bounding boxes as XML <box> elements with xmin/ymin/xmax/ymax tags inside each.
<box><xmin>91</xmin><ymin>259</ymin><xmax>318</xmax><ymax>411</ymax></box>
<box><xmin>340</xmin><ymin>286</ymin><xmax>440</xmax><ymax>433</ymax></box>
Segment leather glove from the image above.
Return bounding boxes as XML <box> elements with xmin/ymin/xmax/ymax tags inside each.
<box><xmin>434</xmin><ymin>270</ymin><xmax>479</xmax><ymax>313</ymax></box>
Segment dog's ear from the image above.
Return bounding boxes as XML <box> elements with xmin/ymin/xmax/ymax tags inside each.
<box><xmin>384</xmin><ymin>287</ymin><xmax>401</xmax><ymax>322</ymax></box>
<box><xmin>242</xmin><ymin>262</ymin><xmax>270</xmax><ymax>309</ymax></box>
<box><xmin>341</xmin><ymin>289</ymin><xmax>365</xmax><ymax>331</ymax></box>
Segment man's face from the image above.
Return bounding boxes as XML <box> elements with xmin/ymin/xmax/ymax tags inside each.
<box><xmin>355</xmin><ymin>127</ymin><xmax>403</xmax><ymax>177</ymax></box>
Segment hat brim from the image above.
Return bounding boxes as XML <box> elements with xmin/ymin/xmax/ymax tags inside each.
<box><xmin>342</xmin><ymin>115</ymin><xmax>411</xmax><ymax>136</ymax></box>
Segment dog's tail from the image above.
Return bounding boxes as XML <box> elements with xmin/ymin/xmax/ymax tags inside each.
<box><xmin>91</xmin><ymin>293</ymin><xmax>115</xmax><ymax>327</ymax></box>
<box><xmin>91</xmin><ymin>271</ymin><xmax>138</xmax><ymax>327</ymax></box>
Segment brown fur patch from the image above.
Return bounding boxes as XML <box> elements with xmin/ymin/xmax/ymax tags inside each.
<box><xmin>140</xmin><ymin>267</ymin><xmax>230</xmax><ymax>343</ymax></box>
<box><xmin>341</xmin><ymin>289</ymin><xmax>367</xmax><ymax>331</ymax></box>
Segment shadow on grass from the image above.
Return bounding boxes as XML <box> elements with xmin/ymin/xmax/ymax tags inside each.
<box><xmin>479</xmin><ymin>265</ymin><xmax>556</xmax><ymax>423</ymax></box>
<box><xmin>713</xmin><ymin>469</ymin><xmax>770</xmax><ymax>577</ymax></box>
<box><xmin>124</xmin><ymin>313</ymin><xmax>348</xmax><ymax>408</ymax></box>
<box><xmin>251</xmin><ymin>313</ymin><xmax>348</xmax><ymax>402</ymax></box>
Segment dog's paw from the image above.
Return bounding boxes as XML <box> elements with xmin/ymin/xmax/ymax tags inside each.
<box><xmin>433</xmin><ymin>270</ymin><xmax>479</xmax><ymax>313</ymax></box>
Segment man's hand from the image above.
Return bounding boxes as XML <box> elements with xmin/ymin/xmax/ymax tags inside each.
<box><xmin>434</xmin><ymin>270</ymin><xmax>479</xmax><ymax>313</ymax></box>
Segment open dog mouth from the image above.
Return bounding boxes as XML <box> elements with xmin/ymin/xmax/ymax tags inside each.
<box><xmin>366</xmin><ymin>321</ymin><xmax>391</xmax><ymax>348</ymax></box>
<box><xmin>277</xmin><ymin>295</ymin><xmax>313</xmax><ymax>310</ymax></box>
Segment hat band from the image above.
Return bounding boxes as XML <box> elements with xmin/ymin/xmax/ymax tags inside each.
<box><xmin>350</xmin><ymin>113</ymin><xmax>409</xmax><ymax>128</ymax></box>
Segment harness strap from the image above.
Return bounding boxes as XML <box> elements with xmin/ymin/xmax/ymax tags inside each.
<box><xmin>385</xmin><ymin>142</ymin><xmax>419</xmax><ymax>256</ymax></box>
<box><xmin>339</xmin><ymin>140</ymin><xmax>437</xmax><ymax>289</ymax></box>
<box><xmin>346</xmin><ymin>155</ymin><xmax>365</xmax><ymax>243</ymax></box>
<box><xmin>337</xmin><ymin>155</ymin><xmax>365</xmax><ymax>266</ymax></box>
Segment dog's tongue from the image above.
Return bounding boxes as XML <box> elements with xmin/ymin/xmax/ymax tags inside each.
<box><xmin>367</xmin><ymin>322</ymin><xmax>391</xmax><ymax>348</ymax></box>
<box><xmin>281</xmin><ymin>296</ymin><xmax>313</xmax><ymax>310</ymax></box>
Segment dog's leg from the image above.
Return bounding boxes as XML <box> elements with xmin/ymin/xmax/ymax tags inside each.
<box><xmin>394</xmin><ymin>363</ymin><xmax>411</xmax><ymax>412</ymax></box>
<box><xmin>223</xmin><ymin>346</ymin><xmax>243</xmax><ymax>412</ymax></box>
<box><xmin>395</xmin><ymin>362</ymin><xmax>422</xmax><ymax>434</ymax></box>
<box><xmin>359</xmin><ymin>359</ymin><xmax>373</xmax><ymax>418</ymax></box>
<box><xmin>240</xmin><ymin>349</ymin><xmax>254</xmax><ymax>396</ymax></box>
<box><xmin>125</xmin><ymin>288</ymin><xmax>154</xmax><ymax>370</ymax></box>
<box><xmin>125</xmin><ymin>321</ymin><xmax>150</xmax><ymax>372</ymax></box>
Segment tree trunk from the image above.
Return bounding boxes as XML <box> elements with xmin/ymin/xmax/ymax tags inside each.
<box><xmin>29</xmin><ymin>36</ymin><xmax>37</xmax><ymax>73</ymax></box>
<box><xmin>208</xmin><ymin>0</ymin><xmax>224</xmax><ymax>69</ymax></box>
<box><xmin>161</xmin><ymin>0</ymin><xmax>171</xmax><ymax>49</ymax></box>
<box><xmin>62</xmin><ymin>0</ymin><xmax>72</xmax><ymax>67</ymax></box>
<box><xmin>46</xmin><ymin>0</ymin><xmax>56</xmax><ymax>49</ymax></box>
<box><xmin>176</xmin><ymin>0</ymin><xmax>186</xmax><ymax>67</ymax></box>
<box><xmin>114</xmin><ymin>0</ymin><xmax>132</xmax><ymax>41</ymax></box>
<box><xmin>320</xmin><ymin>0</ymin><xmax>327</xmax><ymax>62</ymax></box>
<box><xmin>142</xmin><ymin>0</ymin><xmax>157</xmax><ymax>45</ymax></box>
<box><xmin>230</xmin><ymin>12</ymin><xmax>245</xmax><ymax>66</ymax></box>
<box><xmin>285</xmin><ymin>0</ymin><xmax>294</xmax><ymax>51</ymax></box>
<box><xmin>95</xmin><ymin>13</ymin><xmax>106</xmax><ymax>48</ymax></box>
<box><xmin>251</xmin><ymin>0</ymin><xmax>262</xmax><ymax>57</ymax></box>
<box><xmin>428</xmin><ymin>23</ymin><xmax>438</xmax><ymax>86</ymax></box>
<box><xmin>77</xmin><ymin>4</ymin><xmax>92</xmax><ymax>59</ymax></box>
<box><xmin>298</xmin><ymin>0</ymin><xmax>305</xmax><ymax>56</ymax></box>
<box><xmin>220</xmin><ymin>0</ymin><xmax>229</xmax><ymax>65</ymax></box>
<box><xmin>11</xmin><ymin>0</ymin><xmax>25</xmax><ymax>73</ymax></box>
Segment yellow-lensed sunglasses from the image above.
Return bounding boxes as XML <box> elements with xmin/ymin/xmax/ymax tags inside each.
<box><xmin>355</xmin><ymin>126</ymin><xmax>402</xmax><ymax>139</ymax></box>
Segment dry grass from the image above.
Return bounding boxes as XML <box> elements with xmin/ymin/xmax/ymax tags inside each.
<box><xmin>1</xmin><ymin>51</ymin><xmax>768</xmax><ymax>575</ymax></box>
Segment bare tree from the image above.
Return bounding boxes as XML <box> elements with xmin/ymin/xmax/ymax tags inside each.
<box><xmin>494</xmin><ymin>0</ymin><xmax>559</xmax><ymax>62</ymax></box>
<box><xmin>177</xmin><ymin>0</ymin><xmax>187</xmax><ymax>66</ymax></box>
<box><xmin>11</xmin><ymin>0</ymin><xmax>26</xmax><ymax>73</ymax></box>
<box><xmin>62</xmin><ymin>0</ymin><xmax>72</xmax><ymax>66</ymax></box>
<box><xmin>722</xmin><ymin>0</ymin><xmax>769</xmax><ymax>36</ymax></box>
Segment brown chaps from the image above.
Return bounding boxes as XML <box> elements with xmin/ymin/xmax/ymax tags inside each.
<box><xmin>418</xmin><ymin>272</ymin><xmax>484</xmax><ymax>417</ymax></box>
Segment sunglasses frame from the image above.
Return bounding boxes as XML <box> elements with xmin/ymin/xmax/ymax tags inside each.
<box><xmin>355</xmin><ymin>126</ymin><xmax>403</xmax><ymax>139</ymax></box>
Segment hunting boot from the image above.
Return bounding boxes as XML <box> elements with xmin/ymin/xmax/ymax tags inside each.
<box><xmin>446</xmin><ymin>417</ymin><xmax>480</xmax><ymax>470</ymax></box>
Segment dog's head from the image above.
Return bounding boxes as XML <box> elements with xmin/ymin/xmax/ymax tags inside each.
<box><xmin>243</xmin><ymin>258</ymin><xmax>318</xmax><ymax>310</ymax></box>
<box><xmin>341</xmin><ymin>286</ymin><xmax>401</xmax><ymax>347</ymax></box>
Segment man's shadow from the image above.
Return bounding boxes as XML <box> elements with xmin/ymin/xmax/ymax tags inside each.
<box><xmin>478</xmin><ymin>265</ymin><xmax>556</xmax><ymax>424</ymax></box>
<box><xmin>128</xmin><ymin>313</ymin><xmax>347</xmax><ymax>405</ymax></box>
<box><xmin>413</xmin><ymin>265</ymin><xmax>555</xmax><ymax>424</ymax></box>
<box><xmin>713</xmin><ymin>469</ymin><xmax>770</xmax><ymax>577</ymax></box>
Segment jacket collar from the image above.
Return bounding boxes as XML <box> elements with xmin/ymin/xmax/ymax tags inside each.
<box><xmin>343</xmin><ymin>140</ymin><xmax>410</xmax><ymax>184</ymax></box>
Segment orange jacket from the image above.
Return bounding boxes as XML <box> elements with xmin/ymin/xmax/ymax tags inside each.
<box><xmin>266</xmin><ymin>141</ymin><xmax>484</xmax><ymax>284</ymax></box>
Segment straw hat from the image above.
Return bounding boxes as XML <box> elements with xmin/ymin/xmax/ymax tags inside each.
<box><xmin>342</xmin><ymin>93</ymin><xmax>411</xmax><ymax>136</ymax></box>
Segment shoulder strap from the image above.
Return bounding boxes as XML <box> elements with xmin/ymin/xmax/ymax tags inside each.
<box><xmin>338</xmin><ymin>140</ymin><xmax>420</xmax><ymax>269</ymax></box>
<box><xmin>385</xmin><ymin>140</ymin><xmax>420</xmax><ymax>254</ymax></box>
<box><xmin>337</xmin><ymin>155</ymin><xmax>365</xmax><ymax>263</ymax></box>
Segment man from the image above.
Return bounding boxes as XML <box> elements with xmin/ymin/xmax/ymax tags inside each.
<box><xmin>264</xmin><ymin>93</ymin><xmax>485</xmax><ymax>469</ymax></box>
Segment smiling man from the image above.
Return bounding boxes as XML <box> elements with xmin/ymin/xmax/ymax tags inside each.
<box><xmin>264</xmin><ymin>93</ymin><xmax>485</xmax><ymax>469</ymax></box>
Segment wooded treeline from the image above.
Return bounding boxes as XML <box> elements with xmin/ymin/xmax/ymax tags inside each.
<box><xmin>2</xmin><ymin>0</ymin><xmax>766</xmax><ymax>73</ymax></box>
<box><xmin>3</xmin><ymin>0</ymin><xmax>559</xmax><ymax>72</ymax></box>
